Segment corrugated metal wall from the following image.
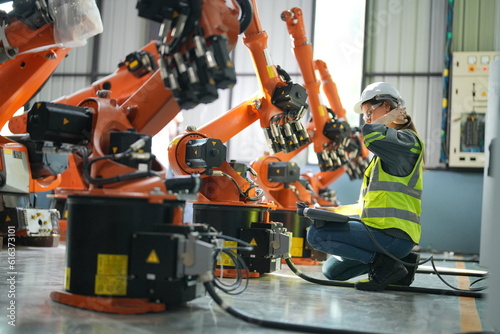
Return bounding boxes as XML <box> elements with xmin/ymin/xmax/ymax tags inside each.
<box><xmin>362</xmin><ymin>0</ymin><xmax>498</xmax><ymax>169</ymax></box>
<box><xmin>362</xmin><ymin>0</ymin><xmax>447</xmax><ymax>169</ymax></box>
<box><xmin>452</xmin><ymin>0</ymin><xmax>497</xmax><ymax>51</ymax></box>
<box><xmin>97</xmin><ymin>0</ymin><xmax>148</xmax><ymax>73</ymax></box>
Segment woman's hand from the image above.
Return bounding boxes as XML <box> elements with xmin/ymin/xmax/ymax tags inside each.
<box><xmin>373</xmin><ymin>105</ymin><xmax>408</xmax><ymax>126</ymax></box>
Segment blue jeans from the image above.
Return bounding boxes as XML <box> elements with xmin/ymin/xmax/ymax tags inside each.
<box><xmin>306</xmin><ymin>221</ymin><xmax>415</xmax><ymax>281</ymax></box>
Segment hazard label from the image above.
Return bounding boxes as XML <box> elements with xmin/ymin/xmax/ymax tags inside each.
<box><xmin>266</xmin><ymin>65</ymin><xmax>275</xmax><ymax>79</ymax></box>
<box><xmin>290</xmin><ymin>237</ymin><xmax>304</xmax><ymax>257</ymax></box>
<box><xmin>95</xmin><ymin>254</ymin><xmax>128</xmax><ymax>295</ymax></box>
<box><xmin>64</xmin><ymin>267</ymin><xmax>71</xmax><ymax>290</ymax></box>
<box><xmin>217</xmin><ymin>241</ymin><xmax>237</xmax><ymax>266</ymax></box>
<box><xmin>146</xmin><ymin>249</ymin><xmax>160</xmax><ymax>264</ymax></box>
<box><xmin>97</xmin><ymin>254</ymin><xmax>128</xmax><ymax>275</ymax></box>
<box><xmin>250</xmin><ymin>238</ymin><xmax>258</xmax><ymax>246</ymax></box>
<box><xmin>95</xmin><ymin>275</ymin><xmax>127</xmax><ymax>296</ymax></box>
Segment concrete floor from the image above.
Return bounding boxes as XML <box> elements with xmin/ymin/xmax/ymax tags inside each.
<box><xmin>0</xmin><ymin>242</ymin><xmax>492</xmax><ymax>334</ymax></box>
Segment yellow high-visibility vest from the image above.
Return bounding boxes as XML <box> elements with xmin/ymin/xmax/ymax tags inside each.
<box><xmin>361</xmin><ymin>133</ymin><xmax>424</xmax><ymax>243</ymax></box>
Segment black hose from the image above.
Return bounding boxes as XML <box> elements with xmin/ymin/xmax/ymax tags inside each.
<box><xmin>296</xmin><ymin>203</ymin><xmax>487</xmax><ymax>293</ymax></box>
<box><xmin>284</xmin><ymin>258</ymin><xmax>484</xmax><ymax>299</ymax></box>
<box><xmin>204</xmin><ymin>282</ymin><xmax>378</xmax><ymax>334</ymax></box>
<box><xmin>235</xmin><ymin>0</ymin><xmax>253</xmax><ymax>34</ymax></box>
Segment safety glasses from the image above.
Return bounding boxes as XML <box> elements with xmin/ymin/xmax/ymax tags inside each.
<box><xmin>363</xmin><ymin>103</ymin><xmax>382</xmax><ymax>122</ymax></box>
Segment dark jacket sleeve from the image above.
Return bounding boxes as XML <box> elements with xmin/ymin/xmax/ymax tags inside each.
<box><xmin>361</xmin><ymin>124</ymin><xmax>421</xmax><ymax>176</ymax></box>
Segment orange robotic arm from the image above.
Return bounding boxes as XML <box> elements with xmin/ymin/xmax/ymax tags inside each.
<box><xmin>240</xmin><ymin>0</ymin><xmax>310</xmax><ymax>154</ymax></box>
<box><xmin>0</xmin><ymin>8</ymin><xmax>67</xmax><ymax>129</ymax></box>
<box><xmin>19</xmin><ymin>0</ymin><xmax>246</xmax><ymax>199</ymax></box>
<box><xmin>168</xmin><ymin>0</ymin><xmax>312</xmax><ymax>207</ymax></box>
<box><xmin>5</xmin><ymin>0</ymin><xmax>245</xmax><ymax>199</ymax></box>
<box><xmin>248</xmin><ymin>8</ymin><xmax>346</xmax><ymax>210</ymax></box>
<box><xmin>280</xmin><ymin>7</ymin><xmax>353</xmax><ymax>172</ymax></box>
<box><xmin>250</xmin><ymin>7</ymin><xmax>371</xmax><ymax>210</ymax></box>
<box><xmin>1</xmin><ymin>0</ymin><xmax>102</xmax><ymax>195</ymax></box>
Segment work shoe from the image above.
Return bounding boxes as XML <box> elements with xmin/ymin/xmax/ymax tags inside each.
<box><xmin>393</xmin><ymin>252</ymin><xmax>420</xmax><ymax>286</ymax></box>
<box><xmin>355</xmin><ymin>254</ymin><xmax>408</xmax><ymax>291</ymax></box>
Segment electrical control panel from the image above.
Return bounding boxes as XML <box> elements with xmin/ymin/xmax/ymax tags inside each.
<box><xmin>448</xmin><ymin>51</ymin><xmax>500</xmax><ymax>168</ymax></box>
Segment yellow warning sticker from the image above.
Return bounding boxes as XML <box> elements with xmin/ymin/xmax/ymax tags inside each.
<box><xmin>112</xmin><ymin>147</ymin><xmax>118</xmax><ymax>153</ymax></box>
<box><xmin>97</xmin><ymin>254</ymin><xmax>128</xmax><ymax>275</ymax></box>
<box><xmin>266</xmin><ymin>65</ymin><xmax>276</xmax><ymax>79</ymax></box>
<box><xmin>5</xmin><ymin>215</ymin><xmax>11</xmax><ymax>222</ymax></box>
<box><xmin>63</xmin><ymin>118</ymin><xmax>69</xmax><ymax>125</ymax></box>
<box><xmin>64</xmin><ymin>267</ymin><xmax>71</xmax><ymax>290</ymax></box>
<box><xmin>4</xmin><ymin>149</ymin><xmax>12</xmax><ymax>155</ymax></box>
<box><xmin>129</xmin><ymin>60</ymin><xmax>139</xmax><ymax>68</ymax></box>
<box><xmin>250</xmin><ymin>238</ymin><xmax>258</xmax><ymax>246</ymax></box>
<box><xmin>290</xmin><ymin>237</ymin><xmax>304</xmax><ymax>258</ymax></box>
<box><xmin>217</xmin><ymin>241</ymin><xmax>238</xmax><ymax>266</ymax></box>
<box><xmin>146</xmin><ymin>250</ymin><xmax>160</xmax><ymax>264</ymax></box>
<box><xmin>95</xmin><ymin>254</ymin><xmax>128</xmax><ymax>295</ymax></box>
<box><xmin>319</xmin><ymin>105</ymin><xmax>325</xmax><ymax>117</ymax></box>
<box><xmin>170</xmin><ymin>137</ymin><xmax>180</xmax><ymax>146</ymax></box>
<box><xmin>95</xmin><ymin>275</ymin><xmax>127</xmax><ymax>296</ymax></box>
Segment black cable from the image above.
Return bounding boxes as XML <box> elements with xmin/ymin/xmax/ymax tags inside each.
<box><xmin>216</xmin><ymin>171</ymin><xmax>264</xmax><ymax>201</ymax></box>
<box><xmin>204</xmin><ymin>282</ymin><xmax>379</xmax><ymax>334</ymax></box>
<box><xmin>284</xmin><ymin>258</ymin><xmax>483</xmax><ymax>298</ymax></box>
<box><xmin>429</xmin><ymin>258</ymin><xmax>484</xmax><ymax>292</ymax></box>
<box><xmin>213</xmin><ymin>249</ymin><xmax>249</xmax><ymax>295</ymax></box>
<box><xmin>75</xmin><ymin>144</ymin><xmax>158</xmax><ymax>186</ymax></box>
<box><xmin>469</xmin><ymin>277</ymin><xmax>487</xmax><ymax>288</ymax></box>
<box><xmin>355</xmin><ymin>215</ymin><xmax>486</xmax><ymax>292</ymax></box>
<box><xmin>285</xmin><ymin>257</ymin><xmax>354</xmax><ymax>288</ymax></box>
<box><xmin>201</xmin><ymin>232</ymin><xmax>253</xmax><ymax>249</ymax></box>
<box><xmin>207</xmin><ymin>232</ymin><xmax>253</xmax><ymax>295</ymax></box>
<box><xmin>296</xmin><ymin>205</ymin><xmax>486</xmax><ymax>296</ymax></box>
<box><xmin>234</xmin><ymin>0</ymin><xmax>253</xmax><ymax>34</ymax></box>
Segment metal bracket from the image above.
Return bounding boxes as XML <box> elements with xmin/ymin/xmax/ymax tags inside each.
<box><xmin>0</xmin><ymin>17</ymin><xmax>18</xmax><ymax>64</ymax></box>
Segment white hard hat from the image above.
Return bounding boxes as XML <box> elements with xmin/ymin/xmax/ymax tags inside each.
<box><xmin>353</xmin><ymin>82</ymin><xmax>405</xmax><ymax>114</ymax></box>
